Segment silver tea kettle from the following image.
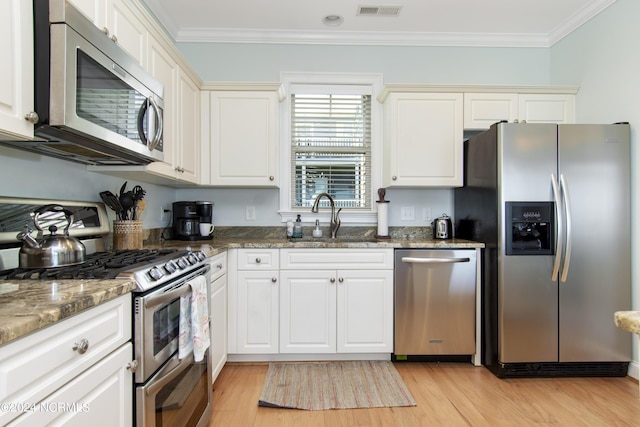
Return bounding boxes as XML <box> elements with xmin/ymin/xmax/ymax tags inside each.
<box><xmin>16</xmin><ymin>204</ymin><xmax>86</xmax><ymax>269</ymax></box>
<box><xmin>433</xmin><ymin>213</ymin><xmax>453</xmax><ymax>239</ymax></box>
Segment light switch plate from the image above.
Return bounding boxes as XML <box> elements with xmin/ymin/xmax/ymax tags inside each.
<box><xmin>400</xmin><ymin>206</ymin><xmax>415</xmax><ymax>221</ymax></box>
<box><xmin>246</xmin><ymin>206</ymin><xmax>256</xmax><ymax>221</ymax></box>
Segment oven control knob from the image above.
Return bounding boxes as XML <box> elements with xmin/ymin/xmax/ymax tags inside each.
<box><xmin>176</xmin><ymin>257</ymin><xmax>189</xmax><ymax>269</ymax></box>
<box><xmin>195</xmin><ymin>251</ymin><xmax>206</xmax><ymax>262</ymax></box>
<box><xmin>187</xmin><ymin>253</ymin><xmax>198</xmax><ymax>265</ymax></box>
<box><xmin>164</xmin><ymin>260</ymin><xmax>178</xmax><ymax>274</ymax></box>
<box><xmin>148</xmin><ymin>266</ymin><xmax>165</xmax><ymax>281</ymax></box>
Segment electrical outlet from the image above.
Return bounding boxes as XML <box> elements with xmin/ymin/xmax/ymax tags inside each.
<box><xmin>160</xmin><ymin>206</ymin><xmax>167</xmax><ymax>221</ymax></box>
<box><xmin>400</xmin><ymin>206</ymin><xmax>415</xmax><ymax>221</ymax></box>
<box><xmin>423</xmin><ymin>207</ymin><xmax>432</xmax><ymax>221</ymax></box>
<box><xmin>246</xmin><ymin>206</ymin><xmax>256</xmax><ymax>221</ymax></box>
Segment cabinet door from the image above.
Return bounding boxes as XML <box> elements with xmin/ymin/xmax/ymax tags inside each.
<box><xmin>8</xmin><ymin>343</ymin><xmax>133</xmax><ymax>427</ymax></box>
<box><xmin>280</xmin><ymin>271</ymin><xmax>336</xmax><ymax>353</ymax></box>
<box><xmin>145</xmin><ymin>35</ymin><xmax>178</xmax><ymax>179</ymax></box>
<box><xmin>384</xmin><ymin>92</ymin><xmax>463</xmax><ymax>187</ymax></box>
<box><xmin>518</xmin><ymin>94</ymin><xmax>575</xmax><ymax>124</ymax></box>
<box><xmin>108</xmin><ymin>0</ymin><xmax>147</xmax><ymax>66</ymax></box>
<box><xmin>0</xmin><ymin>0</ymin><xmax>34</xmax><ymax>140</ymax></box>
<box><xmin>463</xmin><ymin>93</ymin><xmax>517</xmax><ymax>130</ymax></box>
<box><xmin>210</xmin><ymin>274</ymin><xmax>227</xmax><ymax>383</ymax></box>
<box><xmin>208</xmin><ymin>91</ymin><xmax>279</xmax><ymax>187</ymax></box>
<box><xmin>236</xmin><ymin>271</ymin><xmax>279</xmax><ymax>353</ymax></box>
<box><xmin>68</xmin><ymin>0</ymin><xmax>110</xmax><ymax>29</ymax></box>
<box><xmin>337</xmin><ymin>270</ymin><xmax>394</xmax><ymax>353</ymax></box>
<box><xmin>175</xmin><ymin>68</ymin><xmax>201</xmax><ymax>184</ymax></box>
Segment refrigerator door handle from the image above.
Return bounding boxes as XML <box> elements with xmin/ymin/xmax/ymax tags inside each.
<box><xmin>551</xmin><ymin>173</ymin><xmax>564</xmax><ymax>281</ymax></box>
<box><xmin>559</xmin><ymin>174</ymin><xmax>573</xmax><ymax>282</ymax></box>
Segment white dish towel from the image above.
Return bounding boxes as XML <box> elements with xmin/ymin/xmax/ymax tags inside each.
<box><xmin>178</xmin><ymin>275</ymin><xmax>210</xmax><ymax>362</ymax></box>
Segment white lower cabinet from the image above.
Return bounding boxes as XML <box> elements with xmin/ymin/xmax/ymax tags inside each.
<box><xmin>0</xmin><ymin>295</ymin><xmax>133</xmax><ymax>426</ymax></box>
<box><xmin>208</xmin><ymin>252</ymin><xmax>227</xmax><ymax>383</ymax></box>
<box><xmin>229</xmin><ymin>248</ymin><xmax>394</xmax><ymax>358</ymax></box>
<box><xmin>280</xmin><ymin>268</ymin><xmax>393</xmax><ymax>354</ymax></box>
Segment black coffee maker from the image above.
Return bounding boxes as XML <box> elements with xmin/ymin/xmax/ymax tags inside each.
<box><xmin>172</xmin><ymin>201</ymin><xmax>213</xmax><ymax>240</ymax></box>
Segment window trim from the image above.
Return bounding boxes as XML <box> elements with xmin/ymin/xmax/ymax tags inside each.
<box><xmin>278</xmin><ymin>72</ymin><xmax>383</xmax><ymax>224</ymax></box>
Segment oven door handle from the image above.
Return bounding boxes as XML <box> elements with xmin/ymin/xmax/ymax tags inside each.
<box><xmin>144</xmin><ymin>284</ymin><xmax>191</xmax><ymax>309</ymax></box>
<box><xmin>144</xmin><ymin>265</ymin><xmax>211</xmax><ymax>309</ymax></box>
<box><xmin>146</xmin><ymin>353</ymin><xmax>194</xmax><ymax>396</ymax></box>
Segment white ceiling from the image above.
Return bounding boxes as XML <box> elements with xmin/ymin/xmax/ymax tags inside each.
<box><xmin>140</xmin><ymin>0</ymin><xmax>617</xmax><ymax>47</ymax></box>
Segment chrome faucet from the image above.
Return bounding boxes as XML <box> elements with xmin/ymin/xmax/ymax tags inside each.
<box><xmin>311</xmin><ymin>193</ymin><xmax>342</xmax><ymax>238</ymax></box>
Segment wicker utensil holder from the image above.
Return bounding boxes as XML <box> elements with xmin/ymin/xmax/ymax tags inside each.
<box><xmin>113</xmin><ymin>220</ymin><xmax>143</xmax><ymax>250</ymax></box>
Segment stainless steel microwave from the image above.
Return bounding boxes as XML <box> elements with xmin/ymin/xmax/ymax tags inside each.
<box><xmin>8</xmin><ymin>0</ymin><xmax>165</xmax><ymax>165</ymax></box>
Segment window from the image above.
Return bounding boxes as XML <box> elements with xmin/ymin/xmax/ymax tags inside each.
<box><xmin>280</xmin><ymin>73</ymin><xmax>383</xmax><ymax>223</ymax></box>
<box><xmin>291</xmin><ymin>93</ymin><xmax>371</xmax><ymax>209</ymax></box>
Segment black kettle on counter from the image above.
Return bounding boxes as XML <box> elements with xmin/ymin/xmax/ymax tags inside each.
<box><xmin>432</xmin><ymin>214</ymin><xmax>453</xmax><ymax>239</ymax></box>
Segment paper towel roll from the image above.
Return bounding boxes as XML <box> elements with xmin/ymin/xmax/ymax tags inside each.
<box><xmin>377</xmin><ymin>202</ymin><xmax>389</xmax><ymax>237</ymax></box>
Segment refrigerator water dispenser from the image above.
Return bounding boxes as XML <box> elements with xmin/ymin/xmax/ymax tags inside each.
<box><xmin>505</xmin><ymin>202</ymin><xmax>554</xmax><ymax>255</ymax></box>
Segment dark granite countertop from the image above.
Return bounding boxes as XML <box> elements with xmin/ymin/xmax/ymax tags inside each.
<box><xmin>0</xmin><ymin>279</ymin><xmax>136</xmax><ymax>346</ymax></box>
<box><xmin>0</xmin><ymin>226</ymin><xmax>483</xmax><ymax>347</ymax></box>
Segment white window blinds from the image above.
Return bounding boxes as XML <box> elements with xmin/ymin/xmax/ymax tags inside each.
<box><xmin>290</xmin><ymin>92</ymin><xmax>372</xmax><ymax>210</ymax></box>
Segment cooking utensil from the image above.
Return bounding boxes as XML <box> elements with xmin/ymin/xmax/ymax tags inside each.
<box><xmin>16</xmin><ymin>204</ymin><xmax>86</xmax><ymax>268</ymax></box>
<box><xmin>119</xmin><ymin>191</ymin><xmax>135</xmax><ymax>220</ymax></box>
<box><xmin>134</xmin><ymin>199</ymin><xmax>146</xmax><ymax>220</ymax></box>
<box><xmin>100</xmin><ymin>191</ymin><xmax>124</xmax><ymax>220</ymax></box>
<box><xmin>132</xmin><ymin>185</ymin><xmax>146</xmax><ymax>201</ymax></box>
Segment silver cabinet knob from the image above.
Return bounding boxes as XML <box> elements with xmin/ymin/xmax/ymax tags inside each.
<box><xmin>216</xmin><ymin>263</ymin><xmax>223</xmax><ymax>269</ymax></box>
<box><xmin>127</xmin><ymin>360</ymin><xmax>139</xmax><ymax>372</ymax></box>
<box><xmin>271</xmin><ymin>277</ymin><xmax>277</xmax><ymax>283</ymax></box>
<box><xmin>269</xmin><ymin>176</ymin><xmax>275</xmax><ymax>181</ymax></box>
<box><xmin>338</xmin><ymin>277</ymin><xmax>344</xmax><ymax>283</ymax></box>
<box><xmin>24</xmin><ymin>111</ymin><xmax>39</xmax><ymax>124</ymax></box>
<box><xmin>392</xmin><ymin>176</ymin><xmax>397</xmax><ymax>181</ymax></box>
<box><xmin>255</xmin><ymin>257</ymin><xmax>261</xmax><ymax>263</ymax></box>
<box><xmin>102</xmin><ymin>27</ymin><xmax>109</xmax><ymax>36</ymax></box>
<box><xmin>330</xmin><ymin>277</ymin><xmax>336</xmax><ymax>283</ymax></box>
<box><xmin>72</xmin><ymin>338</ymin><xmax>89</xmax><ymax>354</ymax></box>
<box><xmin>111</xmin><ymin>35</ymin><xmax>118</xmax><ymax>43</ymax></box>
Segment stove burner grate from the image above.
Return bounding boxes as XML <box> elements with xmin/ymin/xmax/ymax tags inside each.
<box><xmin>0</xmin><ymin>249</ymin><xmax>182</xmax><ymax>281</ymax></box>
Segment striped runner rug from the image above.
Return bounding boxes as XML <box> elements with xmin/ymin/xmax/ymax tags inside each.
<box><xmin>258</xmin><ymin>360</ymin><xmax>417</xmax><ymax>410</ymax></box>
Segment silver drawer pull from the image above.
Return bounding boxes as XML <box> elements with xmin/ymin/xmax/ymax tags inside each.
<box><xmin>255</xmin><ymin>257</ymin><xmax>261</xmax><ymax>263</ymax></box>
<box><xmin>216</xmin><ymin>263</ymin><xmax>223</xmax><ymax>269</ymax></box>
<box><xmin>72</xmin><ymin>339</ymin><xmax>89</xmax><ymax>354</ymax></box>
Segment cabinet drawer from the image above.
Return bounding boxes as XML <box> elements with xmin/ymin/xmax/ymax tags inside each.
<box><xmin>0</xmin><ymin>295</ymin><xmax>131</xmax><ymax>426</ymax></box>
<box><xmin>280</xmin><ymin>248</ymin><xmax>394</xmax><ymax>270</ymax></box>
<box><xmin>209</xmin><ymin>252</ymin><xmax>227</xmax><ymax>281</ymax></box>
<box><xmin>237</xmin><ymin>249</ymin><xmax>279</xmax><ymax>270</ymax></box>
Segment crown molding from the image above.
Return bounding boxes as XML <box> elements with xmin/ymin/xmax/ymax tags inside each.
<box><xmin>548</xmin><ymin>0</ymin><xmax>617</xmax><ymax>46</ymax></box>
<box><xmin>176</xmin><ymin>28</ymin><xmax>551</xmax><ymax>48</ymax></box>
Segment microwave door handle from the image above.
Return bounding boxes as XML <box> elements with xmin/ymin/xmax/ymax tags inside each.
<box><xmin>559</xmin><ymin>174</ymin><xmax>573</xmax><ymax>283</ymax></box>
<box><xmin>137</xmin><ymin>99</ymin><xmax>150</xmax><ymax>148</ymax></box>
<box><xmin>148</xmin><ymin>97</ymin><xmax>163</xmax><ymax>151</ymax></box>
<box><xmin>551</xmin><ymin>173</ymin><xmax>563</xmax><ymax>281</ymax></box>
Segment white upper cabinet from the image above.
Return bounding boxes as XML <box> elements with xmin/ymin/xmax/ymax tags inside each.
<box><xmin>383</xmin><ymin>92</ymin><xmax>464</xmax><ymax>188</ymax></box>
<box><xmin>204</xmin><ymin>87</ymin><xmax>281</xmax><ymax>187</ymax></box>
<box><xmin>0</xmin><ymin>0</ymin><xmax>35</xmax><ymax>140</ymax></box>
<box><xmin>69</xmin><ymin>0</ymin><xmax>145</xmax><ymax>66</ymax></box>
<box><xmin>463</xmin><ymin>92</ymin><xmax>576</xmax><ymax>129</ymax></box>
<box><xmin>174</xmin><ymin>68</ymin><xmax>201</xmax><ymax>183</ymax></box>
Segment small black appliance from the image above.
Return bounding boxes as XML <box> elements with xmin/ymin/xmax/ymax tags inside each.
<box><xmin>172</xmin><ymin>201</ymin><xmax>213</xmax><ymax>240</ymax></box>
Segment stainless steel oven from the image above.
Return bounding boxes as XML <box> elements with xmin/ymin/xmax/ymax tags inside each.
<box><xmin>133</xmin><ymin>260</ymin><xmax>213</xmax><ymax>427</ymax></box>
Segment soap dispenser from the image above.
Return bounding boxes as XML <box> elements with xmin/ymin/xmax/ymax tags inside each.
<box><xmin>313</xmin><ymin>219</ymin><xmax>323</xmax><ymax>238</ymax></box>
<box><xmin>293</xmin><ymin>215</ymin><xmax>303</xmax><ymax>238</ymax></box>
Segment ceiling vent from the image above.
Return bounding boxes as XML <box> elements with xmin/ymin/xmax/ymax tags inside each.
<box><xmin>357</xmin><ymin>5</ymin><xmax>402</xmax><ymax>17</ymax></box>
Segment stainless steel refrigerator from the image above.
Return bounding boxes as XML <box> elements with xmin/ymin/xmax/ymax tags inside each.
<box><xmin>454</xmin><ymin>122</ymin><xmax>631</xmax><ymax>377</ymax></box>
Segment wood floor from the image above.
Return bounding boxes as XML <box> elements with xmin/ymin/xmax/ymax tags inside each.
<box><xmin>209</xmin><ymin>362</ymin><xmax>640</xmax><ymax>426</ymax></box>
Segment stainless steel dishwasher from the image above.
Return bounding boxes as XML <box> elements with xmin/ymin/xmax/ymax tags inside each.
<box><xmin>394</xmin><ymin>249</ymin><xmax>476</xmax><ymax>355</ymax></box>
